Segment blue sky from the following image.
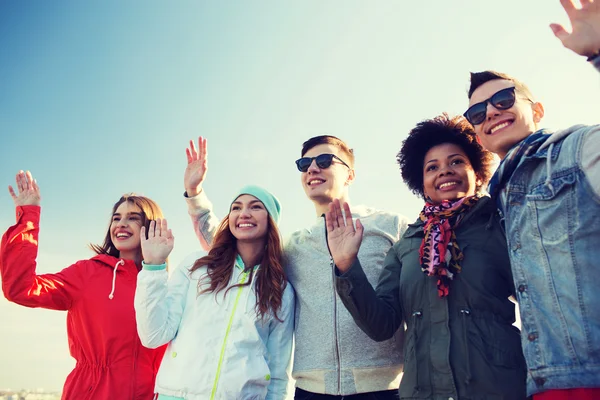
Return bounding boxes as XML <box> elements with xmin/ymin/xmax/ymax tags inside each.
<box><xmin>1</xmin><ymin>0</ymin><xmax>599</xmax><ymax>391</ymax></box>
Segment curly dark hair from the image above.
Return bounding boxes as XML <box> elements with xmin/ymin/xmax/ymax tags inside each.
<box><xmin>397</xmin><ymin>113</ymin><xmax>495</xmax><ymax>199</ymax></box>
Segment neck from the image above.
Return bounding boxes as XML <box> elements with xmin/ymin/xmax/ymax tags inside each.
<box><xmin>313</xmin><ymin>194</ymin><xmax>351</xmax><ymax>217</ymax></box>
<box><xmin>118</xmin><ymin>250</ymin><xmax>141</xmax><ymax>266</ymax></box>
<box><xmin>236</xmin><ymin>240</ymin><xmax>266</xmax><ymax>268</ymax></box>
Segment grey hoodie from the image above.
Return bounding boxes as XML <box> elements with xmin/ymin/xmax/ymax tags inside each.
<box><xmin>186</xmin><ymin>192</ymin><xmax>409</xmax><ymax>395</ymax></box>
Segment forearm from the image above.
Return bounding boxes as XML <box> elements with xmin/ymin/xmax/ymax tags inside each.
<box><xmin>1</xmin><ymin>206</ymin><xmax>73</xmax><ymax>309</ymax></box>
<box><xmin>134</xmin><ymin>263</ymin><xmax>186</xmax><ymax>348</ymax></box>
<box><xmin>335</xmin><ymin>258</ymin><xmax>402</xmax><ymax>342</ymax></box>
<box><xmin>185</xmin><ymin>190</ymin><xmax>220</xmax><ymax>251</ymax></box>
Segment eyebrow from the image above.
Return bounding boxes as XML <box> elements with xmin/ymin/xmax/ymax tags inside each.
<box><xmin>425</xmin><ymin>153</ymin><xmax>463</xmax><ymax>165</ymax></box>
<box><xmin>112</xmin><ymin>212</ymin><xmax>143</xmax><ymax>217</ymax></box>
<box><xmin>231</xmin><ymin>200</ymin><xmax>263</xmax><ymax>206</ymax></box>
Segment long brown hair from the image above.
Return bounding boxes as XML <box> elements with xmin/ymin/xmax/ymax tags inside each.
<box><xmin>90</xmin><ymin>194</ymin><xmax>164</xmax><ymax>264</ymax></box>
<box><xmin>189</xmin><ymin>213</ymin><xmax>287</xmax><ymax>321</ymax></box>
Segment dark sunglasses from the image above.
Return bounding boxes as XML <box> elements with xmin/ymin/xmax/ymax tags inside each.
<box><xmin>295</xmin><ymin>153</ymin><xmax>350</xmax><ymax>172</ymax></box>
<box><xmin>463</xmin><ymin>87</ymin><xmax>516</xmax><ymax>125</ymax></box>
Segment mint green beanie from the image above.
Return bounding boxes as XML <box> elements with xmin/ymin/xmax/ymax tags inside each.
<box><xmin>231</xmin><ymin>185</ymin><xmax>282</xmax><ymax>225</ymax></box>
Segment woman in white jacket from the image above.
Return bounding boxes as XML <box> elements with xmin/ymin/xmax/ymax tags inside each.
<box><xmin>134</xmin><ymin>185</ymin><xmax>294</xmax><ymax>400</ymax></box>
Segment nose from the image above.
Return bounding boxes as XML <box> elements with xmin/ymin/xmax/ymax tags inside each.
<box><xmin>239</xmin><ymin>207</ymin><xmax>252</xmax><ymax>218</ymax></box>
<box><xmin>438</xmin><ymin>163</ymin><xmax>454</xmax><ymax>177</ymax></box>
<box><xmin>486</xmin><ymin>101</ymin><xmax>501</xmax><ymax>120</ymax></box>
<box><xmin>306</xmin><ymin>159</ymin><xmax>320</xmax><ymax>173</ymax></box>
<box><xmin>117</xmin><ymin>218</ymin><xmax>128</xmax><ymax>227</ymax></box>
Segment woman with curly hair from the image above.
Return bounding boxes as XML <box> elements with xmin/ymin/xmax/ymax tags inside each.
<box><xmin>134</xmin><ymin>185</ymin><xmax>294</xmax><ymax>400</ymax></box>
<box><xmin>325</xmin><ymin>114</ymin><xmax>527</xmax><ymax>399</ymax></box>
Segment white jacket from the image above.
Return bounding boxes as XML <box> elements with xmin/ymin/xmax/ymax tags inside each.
<box><xmin>134</xmin><ymin>252</ymin><xmax>295</xmax><ymax>400</ymax></box>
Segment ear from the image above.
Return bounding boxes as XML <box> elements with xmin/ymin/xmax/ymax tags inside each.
<box><xmin>345</xmin><ymin>169</ymin><xmax>356</xmax><ymax>186</ymax></box>
<box><xmin>473</xmin><ymin>171</ymin><xmax>484</xmax><ymax>192</ymax></box>
<box><xmin>532</xmin><ymin>102</ymin><xmax>545</xmax><ymax>124</ymax></box>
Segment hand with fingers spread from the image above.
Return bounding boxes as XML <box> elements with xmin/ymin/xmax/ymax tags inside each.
<box><xmin>184</xmin><ymin>136</ymin><xmax>208</xmax><ymax>197</ymax></box>
<box><xmin>325</xmin><ymin>199</ymin><xmax>364</xmax><ymax>272</ymax></box>
<box><xmin>8</xmin><ymin>170</ymin><xmax>41</xmax><ymax>207</ymax></box>
<box><xmin>551</xmin><ymin>0</ymin><xmax>600</xmax><ymax>57</ymax></box>
<box><xmin>141</xmin><ymin>218</ymin><xmax>174</xmax><ymax>265</ymax></box>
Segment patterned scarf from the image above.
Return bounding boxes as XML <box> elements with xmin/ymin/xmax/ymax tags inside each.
<box><xmin>487</xmin><ymin>131</ymin><xmax>550</xmax><ymax>212</ymax></box>
<box><xmin>419</xmin><ymin>194</ymin><xmax>482</xmax><ymax>297</ymax></box>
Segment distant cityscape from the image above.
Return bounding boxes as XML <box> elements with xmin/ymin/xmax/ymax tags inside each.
<box><xmin>0</xmin><ymin>389</ymin><xmax>61</xmax><ymax>400</ymax></box>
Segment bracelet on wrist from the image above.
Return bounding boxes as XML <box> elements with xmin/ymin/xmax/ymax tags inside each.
<box><xmin>587</xmin><ymin>49</ymin><xmax>600</xmax><ymax>62</ymax></box>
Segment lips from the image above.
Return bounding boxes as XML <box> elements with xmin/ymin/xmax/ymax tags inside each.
<box><xmin>114</xmin><ymin>231</ymin><xmax>132</xmax><ymax>240</ymax></box>
<box><xmin>486</xmin><ymin>119</ymin><xmax>513</xmax><ymax>135</ymax></box>
<box><xmin>437</xmin><ymin>181</ymin><xmax>463</xmax><ymax>192</ymax></box>
<box><xmin>307</xmin><ymin>178</ymin><xmax>325</xmax><ymax>186</ymax></box>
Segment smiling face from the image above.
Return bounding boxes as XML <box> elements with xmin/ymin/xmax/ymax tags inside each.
<box><xmin>110</xmin><ymin>201</ymin><xmax>144</xmax><ymax>260</ymax></box>
<box><xmin>300</xmin><ymin>143</ymin><xmax>354</xmax><ymax>207</ymax></box>
<box><xmin>468</xmin><ymin>79</ymin><xmax>544</xmax><ymax>158</ymax></box>
<box><xmin>228</xmin><ymin>194</ymin><xmax>269</xmax><ymax>244</ymax></box>
<box><xmin>422</xmin><ymin>143</ymin><xmax>480</xmax><ymax>204</ymax></box>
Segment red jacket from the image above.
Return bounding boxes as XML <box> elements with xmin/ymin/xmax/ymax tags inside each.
<box><xmin>0</xmin><ymin>205</ymin><xmax>166</xmax><ymax>399</ymax></box>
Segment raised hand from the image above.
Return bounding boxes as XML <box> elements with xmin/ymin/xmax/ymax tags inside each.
<box><xmin>141</xmin><ymin>219</ymin><xmax>174</xmax><ymax>265</ymax></box>
<box><xmin>551</xmin><ymin>0</ymin><xmax>600</xmax><ymax>57</ymax></box>
<box><xmin>8</xmin><ymin>170</ymin><xmax>41</xmax><ymax>207</ymax></box>
<box><xmin>184</xmin><ymin>136</ymin><xmax>208</xmax><ymax>197</ymax></box>
<box><xmin>325</xmin><ymin>199</ymin><xmax>364</xmax><ymax>272</ymax></box>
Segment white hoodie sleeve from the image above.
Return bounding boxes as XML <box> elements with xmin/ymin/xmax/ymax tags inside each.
<box><xmin>185</xmin><ymin>190</ymin><xmax>220</xmax><ymax>251</ymax></box>
<box><xmin>265</xmin><ymin>283</ymin><xmax>295</xmax><ymax>400</ymax></box>
<box><xmin>134</xmin><ymin>258</ymin><xmax>194</xmax><ymax>349</ymax></box>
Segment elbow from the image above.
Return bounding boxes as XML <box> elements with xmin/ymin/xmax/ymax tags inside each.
<box><xmin>3</xmin><ymin>286</ymin><xmax>25</xmax><ymax>305</ymax></box>
<box><xmin>363</xmin><ymin>328</ymin><xmax>395</xmax><ymax>342</ymax></box>
<box><xmin>355</xmin><ymin>319</ymin><xmax>398</xmax><ymax>342</ymax></box>
<box><xmin>138</xmin><ymin>334</ymin><xmax>167</xmax><ymax>350</ymax></box>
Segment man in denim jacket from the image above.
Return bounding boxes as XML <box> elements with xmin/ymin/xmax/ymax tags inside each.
<box><xmin>462</xmin><ymin>1</ymin><xmax>600</xmax><ymax>398</ymax></box>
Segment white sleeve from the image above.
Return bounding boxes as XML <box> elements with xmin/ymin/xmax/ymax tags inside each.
<box><xmin>265</xmin><ymin>284</ymin><xmax>295</xmax><ymax>400</ymax></box>
<box><xmin>134</xmin><ymin>259</ymin><xmax>193</xmax><ymax>349</ymax></box>
<box><xmin>186</xmin><ymin>190</ymin><xmax>221</xmax><ymax>251</ymax></box>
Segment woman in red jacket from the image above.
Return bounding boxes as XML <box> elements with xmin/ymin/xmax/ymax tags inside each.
<box><xmin>1</xmin><ymin>170</ymin><xmax>167</xmax><ymax>399</ymax></box>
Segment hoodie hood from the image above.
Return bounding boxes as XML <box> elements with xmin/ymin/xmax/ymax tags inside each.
<box><xmin>91</xmin><ymin>254</ymin><xmax>138</xmax><ymax>299</ymax></box>
<box><xmin>539</xmin><ymin>124</ymin><xmax>586</xmax><ymax>150</ymax></box>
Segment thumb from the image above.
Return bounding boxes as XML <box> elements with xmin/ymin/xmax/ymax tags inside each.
<box><xmin>550</xmin><ymin>23</ymin><xmax>569</xmax><ymax>45</ymax></box>
<box><xmin>8</xmin><ymin>185</ymin><xmax>16</xmax><ymax>200</ymax></box>
<box><xmin>140</xmin><ymin>226</ymin><xmax>146</xmax><ymax>242</ymax></box>
<box><xmin>355</xmin><ymin>219</ymin><xmax>364</xmax><ymax>237</ymax></box>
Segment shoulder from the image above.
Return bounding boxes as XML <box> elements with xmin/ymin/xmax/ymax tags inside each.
<box><xmin>353</xmin><ymin>205</ymin><xmax>409</xmax><ymax>234</ymax></box>
<box><xmin>175</xmin><ymin>251</ymin><xmax>209</xmax><ymax>278</ymax></box>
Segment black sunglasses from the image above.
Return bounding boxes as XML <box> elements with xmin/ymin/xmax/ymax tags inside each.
<box><xmin>463</xmin><ymin>87</ymin><xmax>516</xmax><ymax>126</ymax></box>
<box><xmin>295</xmin><ymin>153</ymin><xmax>350</xmax><ymax>172</ymax></box>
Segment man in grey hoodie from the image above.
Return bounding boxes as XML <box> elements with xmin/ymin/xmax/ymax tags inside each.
<box><xmin>183</xmin><ymin>135</ymin><xmax>408</xmax><ymax>399</ymax></box>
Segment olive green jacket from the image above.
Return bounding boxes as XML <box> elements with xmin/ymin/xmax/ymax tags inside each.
<box><xmin>336</xmin><ymin>196</ymin><xmax>526</xmax><ymax>400</ymax></box>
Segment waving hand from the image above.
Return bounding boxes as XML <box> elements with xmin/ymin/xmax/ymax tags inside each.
<box><xmin>8</xmin><ymin>170</ymin><xmax>41</xmax><ymax>207</ymax></box>
<box><xmin>184</xmin><ymin>136</ymin><xmax>208</xmax><ymax>197</ymax></box>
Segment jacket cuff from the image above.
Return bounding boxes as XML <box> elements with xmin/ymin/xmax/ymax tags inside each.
<box><xmin>141</xmin><ymin>262</ymin><xmax>167</xmax><ymax>271</ymax></box>
<box><xmin>15</xmin><ymin>205</ymin><xmax>41</xmax><ymax>222</ymax></box>
<box><xmin>335</xmin><ymin>258</ymin><xmax>368</xmax><ymax>295</ymax></box>
<box><xmin>185</xmin><ymin>189</ymin><xmax>213</xmax><ymax>215</ymax></box>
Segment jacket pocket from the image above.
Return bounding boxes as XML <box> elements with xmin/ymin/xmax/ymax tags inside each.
<box><xmin>469</xmin><ymin>320</ymin><xmax>524</xmax><ymax>368</ymax></box>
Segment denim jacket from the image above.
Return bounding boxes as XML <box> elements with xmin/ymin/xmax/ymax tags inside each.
<box><xmin>499</xmin><ymin>124</ymin><xmax>600</xmax><ymax>396</ymax></box>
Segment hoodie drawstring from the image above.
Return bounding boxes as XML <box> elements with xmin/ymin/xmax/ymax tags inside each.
<box><xmin>544</xmin><ymin>143</ymin><xmax>555</xmax><ymax>195</ymax></box>
<box><xmin>460</xmin><ymin>308</ymin><xmax>472</xmax><ymax>385</ymax></box>
<box><xmin>108</xmin><ymin>259</ymin><xmax>124</xmax><ymax>300</ymax></box>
